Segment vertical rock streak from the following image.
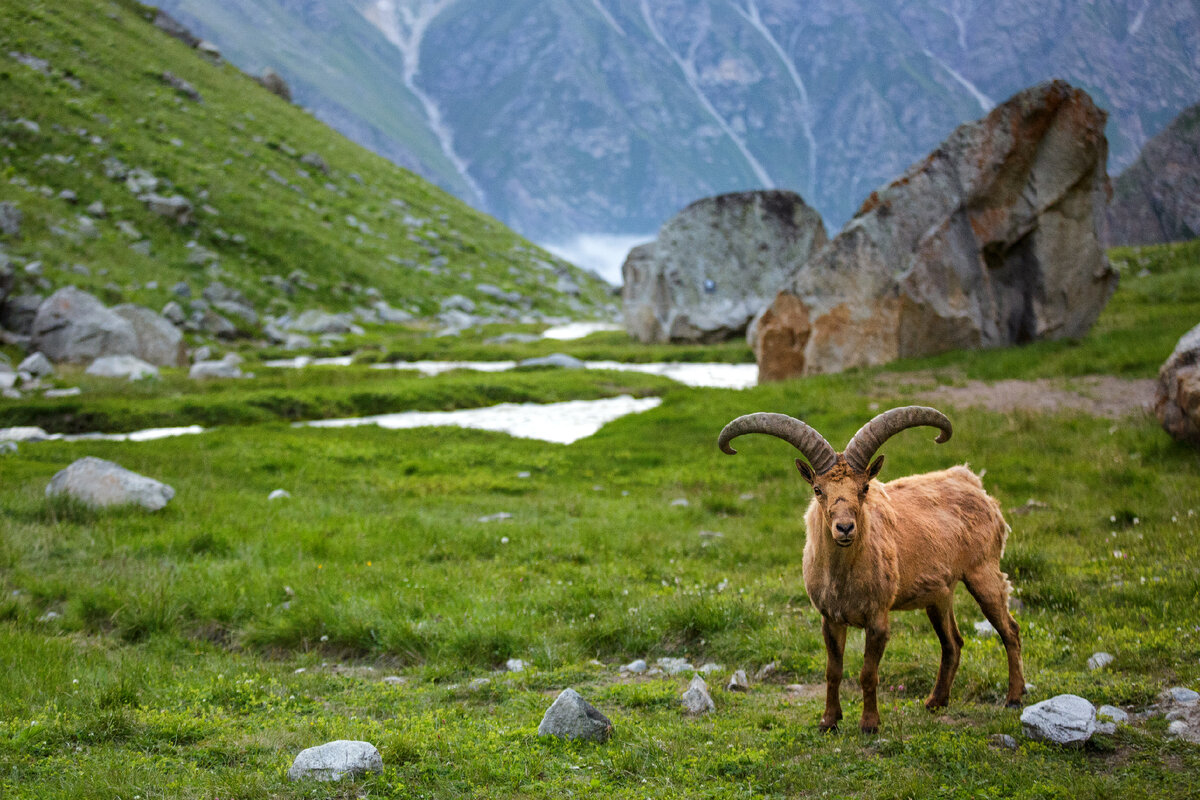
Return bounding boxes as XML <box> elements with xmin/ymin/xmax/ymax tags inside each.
<box><xmin>590</xmin><ymin>0</ymin><xmax>625</xmax><ymax>37</ymax></box>
<box><xmin>921</xmin><ymin>48</ymin><xmax>994</xmax><ymax>113</ymax></box>
<box><xmin>731</xmin><ymin>0</ymin><xmax>818</xmax><ymax>195</ymax></box>
<box><xmin>363</xmin><ymin>0</ymin><xmax>486</xmax><ymax>206</ymax></box>
<box><xmin>638</xmin><ymin>0</ymin><xmax>775</xmax><ymax>189</ymax></box>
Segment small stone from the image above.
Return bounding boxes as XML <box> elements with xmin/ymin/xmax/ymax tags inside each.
<box><xmin>657</xmin><ymin>657</ymin><xmax>696</xmax><ymax>675</ymax></box>
<box><xmin>621</xmin><ymin>659</ymin><xmax>648</xmax><ymax>674</ymax></box>
<box><xmin>268</xmin><ymin>489</ymin><xmax>291</xmax><ymax>501</ymax></box>
<box><xmin>989</xmin><ymin>733</ymin><xmax>1018</xmax><ymax>749</ymax></box>
<box><xmin>86</xmin><ymin>201</ymin><xmax>106</xmax><ymax>218</ymax></box>
<box><xmin>1087</xmin><ymin>651</ymin><xmax>1115</xmax><ymax>671</ymax></box>
<box><xmin>478</xmin><ymin>512</ymin><xmax>513</xmax><ymax>523</ymax></box>
<box><xmin>468</xmin><ymin>678</ymin><xmax>491</xmax><ymax>690</ymax></box>
<box><xmin>1097</xmin><ymin>704</ymin><xmax>1129</xmax><ymax>725</ymax></box>
<box><xmin>537</xmin><ymin>688</ymin><xmax>612</xmax><ymax>742</ymax></box>
<box><xmin>682</xmin><ymin>674</ymin><xmax>715</xmax><ymax>714</ymax></box>
<box><xmin>726</xmin><ymin>669</ymin><xmax>749</xmax><ymax>692</ymax></box>
<box><xmin>287</xmin><ymin>740</ymin><xmax>382</xmax><ymax>782</ymax></box>
<box><xmin>974</xmin><ymin>620</ymin><xmax>997</xmax><ymax>637</ymax></box>
<box><xmin>381</xmin><ymin>676</ymin><xmax>406</xmax><ymax>685</ymax></box>
<box><xmin>697</xmin><ymin>662</ymin><xmax>723</xmax><ymax>674</ymax></box>
<box><xmin>505</xmin><ymin>658</ymin><xmax>526</xmax><ymax>672</ymax></box>
<box><xmin>1168</xmin><ymin>720</ymin><xmax>1190</xmax><ymax>737</ymax></box>
<box><xmin>37</xmin><ymin>611</ymin><xmax>61</xmax><ymax>623</ymax></box>
<box><xmin>85</xmin><ymin>354</ymin><xmax>158</xmax><ymax>381</ymax></box>
<box><xmin>1166</xmin><ymin>687</ymin><xmax>1199</xmax><ymax>705</ymax></box>
<box><xmin>755</xmin><ymin>662</ymin><xmax>779</xmax><ymax>681</ymax></box>
<box><xmin>45</xmin><ymin>457</ymin><xmax>174</xmax><ymax>511</ymax></box>
<box><xmin>17</xmin><ymin>352</ymin><xmax>53</xmax><ymax>377</ymax></box>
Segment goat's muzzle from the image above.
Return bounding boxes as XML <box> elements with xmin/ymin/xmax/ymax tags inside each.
<box><xmin>833</xmin><ymin>521</ymin><xmax>855</xmax><ymax>547</ymax></box>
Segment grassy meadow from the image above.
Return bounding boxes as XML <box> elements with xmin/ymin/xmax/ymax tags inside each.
<box><xmin>0</xmin><ymin>240</ymin><xmax>1198</xmax><ymax>798</ymax></box>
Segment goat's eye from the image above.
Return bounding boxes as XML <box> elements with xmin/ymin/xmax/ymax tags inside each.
<box><xmin>813</xmin><ymin>487</ymin><xmax>823</xmax><ymax>497</ymax></box>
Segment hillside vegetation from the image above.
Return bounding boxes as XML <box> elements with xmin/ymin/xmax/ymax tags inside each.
<box><xmin>0</xmin><ymin>0</ymin><xmax>615</xmax><ymax>332</ymax></box>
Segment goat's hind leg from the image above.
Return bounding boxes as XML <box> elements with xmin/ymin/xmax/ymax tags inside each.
<box><xmin>819</xmin><ymin>616</ymin><xmax>847</xmax><ymax>732</ymax></box>
<box><xmin>964</xmin><ymin>565</ymin><xmax>1025</xmax><ymax>707</ymax></box>
<box><xmin>924</xmin><ymin>594</ymin><xmax>963</xmax><ymax>711</ymax></box>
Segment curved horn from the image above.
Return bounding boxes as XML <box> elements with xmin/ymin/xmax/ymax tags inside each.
<box><xmin>718</xmin><ymin>412</ymin><xmax>838</xmax><ymax>474</ymax></box>
<box><xmin>842</xmin><ymin>405</ymin><xmax>952</xmax><ymax>472</ymax></box>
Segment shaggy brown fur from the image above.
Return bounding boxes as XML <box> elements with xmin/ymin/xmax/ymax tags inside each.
<box><xmin>798</xmin><ymin>458</ymin><xmax>1024</xmax><ymax>733</ymax></box>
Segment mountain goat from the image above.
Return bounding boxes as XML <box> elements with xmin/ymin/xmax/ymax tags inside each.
<box><xmin>719</xmin><ymin>406</ymin><xmax>1023</xmax><ymax>733</ymax></box>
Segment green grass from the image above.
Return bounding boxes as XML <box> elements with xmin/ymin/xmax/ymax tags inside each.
<box><xmin>2</xmin><ymin>239</ymin><xmax>1200</xmax><ymax>796</ymax></box>
<box><xmin>0</xmin><ymin>0</ymin><xmax>614</xmax><ymax>328</ymax></box>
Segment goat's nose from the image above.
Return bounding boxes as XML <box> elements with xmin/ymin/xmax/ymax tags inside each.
<box><xmin>835</xmin><ymin>522</ymin><xmax>855</xmax><ymax>536</ymax></box>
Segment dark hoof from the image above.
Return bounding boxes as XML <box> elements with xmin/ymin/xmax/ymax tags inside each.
<box><xmin>924</xmin><ymin>698</ymin><xmax>948</xmax><ymax>713</ymax></box>
<box><xmin>859</xmin><ymin>725</ymin><xmax>879</xmax><ymax>735</ymax></box>
<box><xmin>819</xmin><ymin>722</ymin><xmax>839</xmax><ymax>734</ymax></box>
<box><xmin>1005</xmin><ymin>700</ymin><xmax>1023</xmax><ymax>709</ymax></box>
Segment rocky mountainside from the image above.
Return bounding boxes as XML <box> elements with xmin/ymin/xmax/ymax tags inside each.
<box><xmin>1106</xmin><ymin>102</ymin><xmax>1200</xmax><ymax>246</ymax></box>
<box><xmin>154</xmin><ymin>0</ymin><xmax>1200</xmax><ymax>250</ymax></box>
<box><xmin>0</xmin><ymin>0</ymin><xmax>614</xmax><ymax>354</ymax></box>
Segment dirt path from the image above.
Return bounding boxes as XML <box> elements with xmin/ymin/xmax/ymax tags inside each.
<box><xmin>877</xmin><ymin>373</ymin><xmax>1155</xmax><ymax>419</ymax></box>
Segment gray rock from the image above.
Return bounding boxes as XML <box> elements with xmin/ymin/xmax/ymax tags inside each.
<box><xmin>200</xmin><ymin>310</ymin><xmax>238</xmax><ymax>339</ymax></box>
<box><xmin>537</xmin><ymin>688</ymin><xmax>612</xmax><ymax>742</ymax></box>
<box><xmin>505</xmin><ymin>658</ymin><xmax>527</xmax><ymax>672</ymax></box>
<box><xmin>756</xmin><ymin>81</ymin><xmax>1117</xmax><ymax>382</ymax></box>
<box><xmin>213</xmin><ymin>300</ymin><xmax>258</xmax><ymax>327</ymax></box>
<box><xmin>373</xmin><ymin>301</ymin><xmax>412</xmax><ymax>324</ymax></box>
<box><xmin>440</xmin><ymin>294</ymin><xmax>477</xmax><ymax>313</ymax></box>
<box><xmin>46</xmin><ymin>457</ymin><xmax>175</xmax><ymax>511</ymax></box>
<box><xmin>0</xmin><ymin>202</ymin><xmax>22</xmax><ymax>236</ymax></box>
<box><xmin>162</xmin><ymin>301</ymin><xmax>186</xmax><ymax>325</ymax></box>
<box><xmin>58</xmin><ymin>189</ymin><xmax>78</xmax><ymax>204</ymax></box>
<box><xmin>974</xmin><ymin>620</ymin><xmax>997</xmax><ymax>637</ymax></box>
<box><xmin>518</xmin><ymin>353</ymin><xmax>585</xmax><ymax>369</ymax></box>
<box><xmin>476</xmin><ymin>283</ymin><xmax>523</xmax><ymax>304</ymax></box>
<box><xmin>189</xmin><ymin>356</ymin><xmax>245</xmax><ymax>380</ymax></box>
<box><xmin>161</xmin><ymin>71</ymin><xmax>201</xmax><ymax>102</ymax></box>
<box><xmin>172</xmin><ymin>281</ymin><xmax>192</xmax><ymax>298</ymax></box>
<box><xmin>286</xmin><ymin>740</ymin><xmax>382</xmax><ymax>782</ymax></box>
<box><xmin>1154</xmin><ymin>323</ymin><xmax>1200</xmax><ymax>448</ymax></box>
<box><xmin>682</xmin><ymin>674</ymin><xmax>715</xmax><ymax>714</ymax></box>
<box><xmin>1166</xmin><ymin>687</ymin><xmax>1199</xmax><ymax>705</ymax></box>
<box><xmin>0</xmin><ymin>441</ymin><xmax>16</xmax><ymax>454</ymax></box>
<box><xmin>656</xmin><ymin>657</ymin><xmax>695</xmax><ymax>675</ymax></box>
<box><xmin>258</xmin><ymin>68</ymin><xmax>292</xmax><ymax>102</ymax></box>
<box><xmin>621</xmin><ymin>659</ymin><xmax>648</xmax><ymax>674</ymax></box>
<box><xmin>1020</xmin><ymin>694</ymin><xmax>1096</xmax><ymax>747</ymax></box>
<box><xmin>197</xmin><ymin>40</ymin><xmax>221</xmax><ymax>61</ymax></box>
<box><xmin>85</xmin><ymin>354</ymin><xmax>159</xmax><ymax>381</ymax></box>
<box><xmin>300</xmin><ymin>152</ymin><xmax>329</xmax><ymax>175</ymax></box>
<box><xmin>285</xmin><ymin>333</ymin><xmax>312</xmax><ymax>350</ymax></box>
<box><xmin>288</xmin><ymin>309</ymin><xmax>354</xmax><ymax>334</ymax></box>
<box><xmin>1097</xmin><ymin>704</ymin><xmax>1129</xmax><ymax>725</ymax></box>
<box><xmin>85</xmin><ymin>200</ymin><xmax>106</xmax><ymax>218</ymax></box>
<box><xmin>153</xmin><ymin>9</ymin><xmax>199</xmax><ymax>48</ymax></box>
<box><xmin>726</xmin><ymin>670</ymin><xmax>749</xmax><ymax>692</ymax></box>
<box><xmin>143</xmin><ymin>194</ymin><xmax>193</xmax><ymax>225</ymax></box>
<box><xmin>989</xmin><ymin>734</ymin><xmax>1018</xmax><ymax>750</ymax></box>
<box><xmin>111</xmin><ymin>304</ymin><xmax>187</xmax><ymax>367</ymax></box>
<box><xmin>1087</xmin><ymin>651</ymin><xmax>1115</xmax><ymax>671</ymax></box>
<box><xmin>17</xmin><ymin>352</ymin><xmax>53</xmax><ymax>377</ymax></box>
<box><xmin>624</xmin><ymin>190</ymin><xmax>827</xmax><ymax>344</ymax></box>
<box><xmin>30</xmin><ymin>287</ymin><xmax>137</xmax><ymax>363</ymax></box>
<box><xmin>124</xmin><ymin>168</ymin><xmax>158</xmax><ymax>195</ymax></box>
<box><xmin>0</xmin><ymin>254</ymin><xmax>11</xmax><ymax>305</ymax></box>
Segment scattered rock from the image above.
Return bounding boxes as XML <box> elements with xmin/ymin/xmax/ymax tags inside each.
<box><xmin>30</xmin><ymin>287</ymin><xmax>137</xmax><ymax>363</ymax></box>
<box><xmin>86</xmin><ymin>200</ymin><xmax>106</xmax><ymax>218</ymax></box>
<box><xmin>1087</xmin><ymin>652</ymin><xmax>1115</xmax><ymax>671</ymax></box>
<box><xmin>372</xmin><ymin>301</ymin><xmax>412</xmax><ymax>324</ymax></box>
<box><xmin>989</xmin><ymin>733</ymin><xmax>1018</xmax><ymax>750</ymax></box>
<box><xmin>258</xmin><ymin>68</ymin><xmax>292</xmax><ymax>102</ymax></box>
<box><xmin>621</xmin><ymin>659</ymin><xmax>648</xmax><ymax>674</ymax></box>
<box><xmin>143</xmin><ymin>194</ymin><xmax>193</xmax><ymax>225</ymax></box>
<box><xmin>440</xmin><ymin>294</ymin><xmax>477</xmax><ymax>314</ymax></box>
<box><xmin>0</xmin><ymin>202</ymin><xmax>22</xmax><ymax>236</ymax></box>
<box><xmin>656</xmin><ymin>657</ymin><xmax>695</xmax><ymax>675</ymax></box>
<box><xmin>58</xmin><ymin>189</ymin><xmax>78</xmax><ymax>204</ymax></box>
<box><xmin>153</xmin><ymin>9</ymin><xmax>200</xmax><ymax>48</ymax></box>
<box><xmin>1095</xmin><ymin>704</ymin><xmax>1128</xmax><ymax>735</ymax></box>
<box><xmin>124</xmin><ymin>168</ymin><xmax>158</xmax><ymax>195</ymax></box>
<box><xmin>726</xmin><ymin>670</ymin><xmax>749</xmax><ymax>692</ymax></box>
<box><xmin>1020</xmin><ymin>694</ymin><xmax>1096</xmax><ymax>747</ymax></box>
<box><xmin>682</xmin><ymin>674</ymin><xmax>715</xmax><ymax>714</ymax></box>
<box><xmin>17</xmin><ymin>352</ymin><xmax>53</xmax><ymax>377</ymax></box>
<box><xmin>505</xmin><ymin>658</ymin><xmax>527</xmax><ymax>672</ymax></box>
<box><xmin>1154</xmin><ymin>322</ymin><xmax>1200</xmax><ymax>447</ymax></box>
<box><xmin>1165</xmin><ymin>687</ymin><xmax>1199</xmax><ymax>705</ymax></box>
<box><xmin>161</xmin><ymin>71</ymin><xmax>201</xmax><ymax>102</ymax></box>
<box><xmin>199</xmin><ymin>310</ymin><xmax>238</xmax><ymax>339</ymax></box>
<box><xmin>85</xmin><ymin>354</ymin><xmax>158</xmax><ymax>381</ymax></box>
<box><xmin>755</xmin><ymin>662</ymin><xmax>779</xmax><ymax>681</ymax></box>
<box><xmin>46</xmin><ymin>457</ymin><xmax>175</xmax><ymax>511</ymax></box>
<box><xmin>112</xmin><ymin>304</ymin><xmax>187</xmax><ymax>367</ymax></box>
<box><xmin>468</xmin><ymin>677</ymin><xmax>491</xmax><ymax>690</ymax></box>
<box><xmin>44</xmin><ymin>387</ymin><xmax>81</xmax><ymax>398</ymax></box>
<box><xmin>286</xmin><ymin>740</ymin><xmax>383</xmax><ymax>782</ymax></box>
<box><xmin>189</xmin><ymin>354</ymin><xmax>246</xmax><ymax>379</ymax></box>
<box><xmin>162</xmin><ymin>301</ymin><xmax>186</xmax><ymax>325</ymax></box>
<box><xmin>623</xmin><ymin>190</ymin><xmax>827</xmax><ymax>344</ymax></box>
<box><xmin>537</xmin><ymin>688</ymin><xmax>612</xmax><ymax>742</ymax></box>
<box><xmin>300</xmin><ymin>152</ymin><xmax>329</xmax><ymax>175</ymax></box>
<box><xmin>975</xmin><ymin>620</ymin><xmax>997</xmax><ymax>637</ymax></box>
<box><xmin>196</xmin><ymin>40</ymin><xmax>221</xmax><ymax>61</ymax></box>
<box><xmin>288</xmin><ymin>309</ymin><xmax>355</xmax><ymax>335</ymax></box>
<box><xmin>268</xmin><ymin>489</ymin><xmax>291</xmax><ymax>501</ymax></box>
<box><xmin>476</xmin><ymin>283</ymin><xmax>523</xmax><ymax>304</ymax></box>
<box><xmin>755</xmin><ymin>81</ymin><xmax>1116</xmax><ymax>381</ymax></box>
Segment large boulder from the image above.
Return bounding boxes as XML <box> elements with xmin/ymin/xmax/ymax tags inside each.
<box><xmin>755</xmin><ymin>81</ymin><xmax>1117</xmax><ymax>382</ymax></box>
<box><xmin>1155</xmin><ymin>322</ymin><xmax>1200</xmax><ymax>447</ymax></box>
<box><xmin>112</xmin><ymin>304</ymin><xmax>187</xmax><ymax>367</ymax></box>
<box><xmin>46</xmin><ymin>457</ymin><xmax>175</xmax><ymax>511</ymax></box>
<box><xmin>30</xmin><ymin>287</ymin><xmax>137</xmax><ymax>364</ymax></box>
<box><xmin>622</xmin><ymin>190</ymin><xmax>827</xmax><ymax>343</ymax></box>
<box><xmin>1105</xmin><ymin>103</ymin><xmax>1200</xmax><ymax>246</ymax></box>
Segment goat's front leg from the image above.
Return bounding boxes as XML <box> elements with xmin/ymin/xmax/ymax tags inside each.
<box><xmin>859</xmin><ymin>615</ymin><xmax>891</xmax><ymax>733</ymax></box>
<box><xmin>819</xmin><ymin>616</ymin><xmax>847</xmax><ymax>732</ymax></box>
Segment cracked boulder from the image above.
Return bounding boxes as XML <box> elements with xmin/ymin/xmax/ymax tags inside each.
<box><xmin>623</xmin><ymin>190</ymin><xmax>827</xmax><ymax>344</ymax></box>
<box><xmin>754</xmin><ymin>81</ymin><xmax>1117</xmax><ymax>382</ymax></box>
<box><xmin>30</xmin><ymin>287</ymin><xmax>137</xmax><ymax>364</ymax></box>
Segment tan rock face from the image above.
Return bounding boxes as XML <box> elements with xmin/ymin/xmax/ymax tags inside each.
<box><xmin>755</xmin><ymin>80</ymin><xmax>1118</xmax><ymax>381</ymax></box>
<box><xmin>623</xmin><ymin>190</ymin><xmax>826</xmax><ymax>344</ymax></box>
<box><xmin>1156</xmin><ymin>323</ymin><xmax>1200</xmax><ymax>447</ymax></box>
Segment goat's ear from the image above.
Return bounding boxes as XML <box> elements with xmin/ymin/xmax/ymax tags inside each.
<box><xmin>867</xmin><ymin>455</ymin><xmax>885</xmax><ymax>480</ymax></box>
<box><xmin>795</xmin><ymin>458</ymin><xmax>815</xmax><ymax>485</ymax></box>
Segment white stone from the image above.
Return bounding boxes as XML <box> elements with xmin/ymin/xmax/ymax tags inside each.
<box><xmin>726</xmin><ymin>669</ymin><xmax>749</xmax><ymax>692</ymax></box>
<box><xmin>286</xmin><ymin>740</ymin><xmax>382</xmax><ymax>782</ymax></box>
<box><xmin>85</xmin><ymin>354</ymin><xmax>159</xmax><ymax>381</ymax></box>
<box><xmin>621</xmin><ymin>659</ymin><xmax>648</xmax><ymax>674</ymax></box>
<box><xmin>505</xmin><ymin>658</ymin><xmax>526</xmax><ymax>672</ymax></box>
<box><xmin>656</xmin><ymin>657</ymin><xmax>695</xmax><ymax>675</ymax></box>
<box><xmin>17</xmin><ymin>352</ymin><xmax>53</xmax><ymax>377</ymax></box>
<box><xmin>1097</xmin><ymin>704</ymin><xmax>1128</xmax><ymax>724</ymax></box>
<box><xmin>1087</xmin><ymin>651</ymin><xmax>1115</xmax><ymax>671</ymax></box>
<box><xmin>268</xmin><ymin>489</ymin><xmax>291</xmax><ymax>501</ymax></box>
<box><xmin>682</xmin><ymin>674</ymin><xmax>715</xmax><ymax>714</ymax></box>
<box><xmin>1020</xmin><ymin>694</ymin><xmax>1096</xmax><ymax>747</ymax></box>
<box><xmin>974</xmin><ymin>619</ymin><xmax>997</xmax><ymax>637</ymax></box>
<box><xmin>45</xmin><ymin>457</ymin><xmax>175</xmax><ymax>511</ymax></box>
<box><xmin>1167</xmin><ymin>687</ymin><xmax>1199</xmax><ymax>705</ymax></box>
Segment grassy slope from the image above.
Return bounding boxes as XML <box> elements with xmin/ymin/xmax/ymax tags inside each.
<box><xmin>0</xmin><ymin>239</ymin><xmax>1198</xmax><ymax>798</ymax></box>
<box><xmin>0</xmin><ymin>0</ymin><xmax>613</xmax><ymax>325</ymax></box>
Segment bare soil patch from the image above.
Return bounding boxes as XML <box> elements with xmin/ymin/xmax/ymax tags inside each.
<box><xmin>881</xmin><ymin>374</ymin><xmax>1155</xmax><ymax>419</ymax></box>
